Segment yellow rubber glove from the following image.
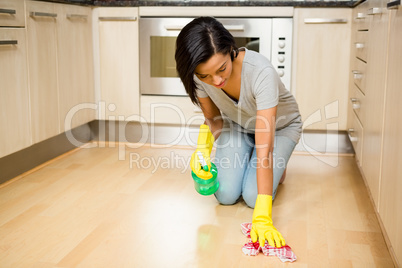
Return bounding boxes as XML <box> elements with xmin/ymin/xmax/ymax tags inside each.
<box><xmin>251</xmin><ymin>194</ymin><xmax>286</xmax><ymax>248</ymax></box>
<box><xmin>190</xmin><ymin>124</ymin><xmax>215</xmax><ymax>180</ymax></box>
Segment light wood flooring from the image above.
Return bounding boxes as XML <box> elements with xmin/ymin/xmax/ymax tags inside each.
<box><xmin>0</xmin><ymin>143</ymin><xmax>395</xmax><ymax>267</ymax></box>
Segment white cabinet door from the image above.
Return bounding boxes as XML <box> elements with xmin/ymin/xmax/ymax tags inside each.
<box><xmin>379</xmin><ymin>3</ymin><xmax>402</xmax><ymax>265</ymax></box>
<box><xmin>0</xmin><ymin>28</ymin><xmax>31</xmax><ymax>158</ymax></box>
<box><xmin>360</xmin><ymin>0</ymin><xmax>390</xmax><ymax>209</ymax></box>
<box><xmin>96</xmin><ymin>7</ymin><xmax>140</xmax><ymax>120</ymax></box>
<box><xmin>0</xmin><ymin>0</ymin><xmax>25</xmax><ymax>27</ymax></box>
<box><xmin>26</xmin><ymin>1</ymin><xmax>60</xmax><ymax>143</ymax></box>
<box><xmin>293</xmin><ymin>8</ymin><xmax>352</xmax><ymax>130</ymax></box>
<box><xmin>56</xmin><ymin>4</ymin><xmax>95</xmax><ymax>132</ymax></box>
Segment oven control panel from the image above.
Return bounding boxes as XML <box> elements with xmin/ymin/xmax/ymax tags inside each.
<box><xmin>271</xmin><ymin>18</ymin><xmax>293</xmax><ymax>91</ymax></box>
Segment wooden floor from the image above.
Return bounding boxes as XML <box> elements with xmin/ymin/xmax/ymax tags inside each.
<box><xmin>0</xmin><ymin>143</ymin><xmax>395</xmax><ymax>267</ymax></box>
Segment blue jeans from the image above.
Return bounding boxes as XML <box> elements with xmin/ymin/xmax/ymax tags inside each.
<box><xmin>213</xmin><ymin>124</ymin><xmax>296</xmax><ymax>208</ymax></box>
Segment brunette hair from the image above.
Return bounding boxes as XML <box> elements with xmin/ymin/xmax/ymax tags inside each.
<box><xmin>175</xmin><ymin>16</ymin><xmax>239</xmax><ymax>105</ymax></box>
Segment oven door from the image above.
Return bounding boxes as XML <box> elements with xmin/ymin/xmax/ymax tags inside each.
<box><xmin>140</xmin><ymin>17</ymin><xmax>272</xmax><ymax>96</ymax></box>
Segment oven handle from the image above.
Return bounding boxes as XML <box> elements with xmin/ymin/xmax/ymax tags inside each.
<box><xmin>165</xmin><ymin>24</ymin><xmax>245</xmax><ymax>32</ymax></box>
<box><xmin>99</xmin><ymin>16</ymin><xmax>137</xmax><ymax>21</ymax></box>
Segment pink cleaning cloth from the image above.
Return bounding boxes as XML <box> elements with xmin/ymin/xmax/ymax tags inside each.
<box><xmin>241</xmin><ymin>222</ymin><xmax>297</xmax><ymax>263</ymax></box>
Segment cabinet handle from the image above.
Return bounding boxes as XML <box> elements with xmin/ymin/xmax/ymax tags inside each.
<box><xmin>348</xmin><ymin>129</ymin><xmax>358</xmax><ymax>142</ymax></box>
<box><xmin>0</xmin><ymin>40</ymin><xmax>18</xmax><ymax>45</ymax></box>
<box><xmin>387</xmin><ymin>0</ymin><xmax>401</xmax><ymax>9</ymax></box>
<box><xmin>350</xmin><ymin>98</ymin><xmax>361</xmax><ymax>109</ymax></box>
<box><xmin>304</xmin><ymin>18</ymin><xmax>348</xmax><ymax>24</ymax></box>
<box><xmin>352</xmin><ymin>70</ymin><xmax>363</xmax><ymax>79</ymax></box>
<box><xmin>99</xmin><ymin>16</ymin><xmax>137</xmax><ymax>21</ymax></box>
<box><xmin>355</xmin><ymin>43</ymin><xmax>365</xmax><ymax>49</ymax></box>
<box><xmin>367</xmin><ymin>7</ymin><xmax>382</xmax><ymax>15</ymax></box>
<box><xmin>0</xmin><ymin>8</ymin><xmax>16</xmax><ymax>15</ymax></box>
<box><xmin>30</xmin><ymin>11</ymin><xmax>57</xmax><ymax>18</ymax></box>
<box><xmin>356</xmin><ymin>12</ymin><xmax>366</xmax><ymax>19</ymax></box>
<box><xmin>67</xmin><ymin>14</ymin><xmax>88</xmax><ymax>20</ymax></box>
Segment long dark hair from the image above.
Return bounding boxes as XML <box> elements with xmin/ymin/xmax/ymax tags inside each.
<box><xmin>175</xmin><ymin>16</ymin><xmax>239</xmax><ymax>105</ymax></box>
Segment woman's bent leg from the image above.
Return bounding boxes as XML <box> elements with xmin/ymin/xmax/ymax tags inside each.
<box><xmin>242</xmin><ymin>135</ymin><xmax>297</xmax><ymax>208</ymax></box>
<box><xmin>213</xmin><ymin>127</ymin><xmax>254</xmax><ymax>205</ymax></box>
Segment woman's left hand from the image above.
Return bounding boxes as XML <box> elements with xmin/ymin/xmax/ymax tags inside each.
<box><xmin>250</xmin><ymin>194</ymin><xmax>286</xmax><ymax>248</ymax></box>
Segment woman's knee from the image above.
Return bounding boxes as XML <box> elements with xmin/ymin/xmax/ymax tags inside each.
<box><xmin>215</xmin><ymin>190</ymin><xmax>241</xmax><ymax>205</ymax></box>
<box><xmin>242</xmin><ymin>189</ymin><xmax>257</xmax><ymax>208</ymax></box>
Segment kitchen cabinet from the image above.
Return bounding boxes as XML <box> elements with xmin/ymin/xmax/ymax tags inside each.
<box><xmin>0</xmin><ymin>0</ymin><xmax>25</xmax><ymax>27</ymax></box>
<box><xmin>26</xmin><ymin>0</ymin><xmax>60</xmax><ymax>143</ymax></box>
<box><xmin>96</xmin><ymin>7</ymin><xmax>140</xmax><ymax>120</ymax></box>
<box><xmin>360</xmin><ymin>0</ymin><xmax>390</xmax><ymax>209</ymax></box>
<box><xmin>349</xmin><ymin>0</ymin><xmax>402</xmax><ymax>266</ymax></box>
<box><xmin>0</xmin><ymin>28</ymin><xmax>31</xmax><ymax>158</ymax></box>
<box><xmin>293</xmin><ymin>8</ymin><xmax>352</xmax><ymax>130</ymax></box>
<box><xmin>348</xmin><ymin>0</ymin><xmax>369</xmax><ymax>167</ymax></box>
<box><xmin>348</xmin><ymin>85</ymin><xmax>365</xmax><ymax>165</ymax></box>
<box><xmin>56</xmin><ymin>4</ymin><xmax>95</xmax><ymax>132</ymax></box>
<box><xmin>27</xmin><ymin>1</ymin><xmax>95</xmax><ymax>143</ymax></box>
<box><xmin>379</xmin><ymin>3</ymin><xmax>402</xmax><ymax>265</ymax></box>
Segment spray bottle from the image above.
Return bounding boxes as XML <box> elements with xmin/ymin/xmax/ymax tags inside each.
<box><xmin>191</xmin><ymin>152</ymin><xmax>219</xmax><ymax>196</ymax></box>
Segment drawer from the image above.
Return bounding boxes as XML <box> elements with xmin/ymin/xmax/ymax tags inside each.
<box><xmin>0</xmin><ymin>28</ymin><xmax>31</xmax><ymax>157</ymax></box>
<box><xmin>141</xmin><ymin>95</ymin><xmax>205</xmax><ymax>126</ymax></box>
<box><xmin>355</xmin><ymin>30</ymin><xmax>368</xmax><ymax>62</ymax></box>
<box><xmin>352</xmin><ymin>58</ymin><xmax>366</xmax><ymax>94</ymax></box>
<box><xmin>0</xmin><ymin>0</ymin><xmax>25</xmax><ymax>27</ymax></box>
<box><xmin>348</xmin><ymin>112</ymin><xmax>363</xmax><ymax>167</ymax></box>
<box><xmin>354</xmin><ymin>0</ymin><xmax>369</xmax><ymax>31</ymax></box>
<box><xmin>350</xmin><ymin>83</ymin><xmax>365</xmax><ymax>123</ymax></box>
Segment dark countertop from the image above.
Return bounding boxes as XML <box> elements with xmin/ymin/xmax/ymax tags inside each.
<box><xmin>37</xmin><ymin>0</ymin><xmax>364</xmax><ymax>8</ymax></box>
<box><xmin>36</xmin><ymin>0</ymin><xmax>93</xmax><ymax>5</ymax></box>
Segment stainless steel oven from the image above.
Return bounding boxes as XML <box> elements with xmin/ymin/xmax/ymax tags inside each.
<box><xmin>140</xmin><ymin>17</ymin><xmax>292</xmax><ymax>96</ymax></box>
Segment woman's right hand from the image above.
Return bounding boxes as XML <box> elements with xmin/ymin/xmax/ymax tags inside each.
<box><xmin>190</xmin><ymin>124</ymin><xmax>215</xmax><ymax>179</ymax></box>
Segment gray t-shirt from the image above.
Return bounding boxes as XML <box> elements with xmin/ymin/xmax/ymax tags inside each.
<box><xmin>195</xmin><ymin>48</ymin><xmax>302</xmax><ymax>143</ymax></box>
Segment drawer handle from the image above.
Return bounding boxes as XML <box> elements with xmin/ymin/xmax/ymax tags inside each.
<box><xmin>352</xmin><ymin>70</ymin><xmax>363</xmax><ymax>79</ymax></box>
<box><xmin>0</xmin><ymin>40</ymin><xmax>18</xmax><ymax>45</ymax></box>
<box><xmin>387</xmin><ymin>0</ymin><xmax>401</xmax><ymax>9</ymax></box>
<box><xmin>356</xmin><ymin>12</ymin><xmax>366</xmax><ymax>19</ymax></box>
<box><xmin>30</xmin><ymin>11</ymin><xmax>57</xmax><ymax>18</ymax></box>
<box><xmin>67</xmin><ymin>14</ymin><xmax>88</xmax><ymax>20</ymax></box>
<box><xmin>350</xmin><ymin>98</ymin><xmax>361</xmax><ymax>109</ymax></box>
<box><xmin>304</xmin><ymin>18</ymin><xmax>348</xmax><ymax>24</ymax></box>
<box><xmin>0</xmin><ymin>8</ymin><xmax>16</xmax><ymax>15</ymax></box>
<box><xmin>348</xmin><ymin>129</ymin><xmax>358</xmax><ymax>142</ymax></box>
<box><xmin>355</xmin><ymin>43</ymin><xmax>365</xmax><ymax>49</ymax></box>
<box><xmin>99</xmin><ymin>16</ymin><xmax>137</xmax><ymax>21</ymax></box>
<box><xmin>368</xmin><ymin>7</ymin><xmax>382</xmax><ymax>15</ymax></box>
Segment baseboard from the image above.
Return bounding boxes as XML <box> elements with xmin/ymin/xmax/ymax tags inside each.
<box><xmin>0</xmin><ymin>122</ymin><xmax>95</xmax><ymax>185</ymax></box>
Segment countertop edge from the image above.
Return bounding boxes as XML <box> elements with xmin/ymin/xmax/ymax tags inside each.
<box><xmin>94</xmin><ymin>1</ymin><xmax>359</xmax><ymax>8</ymax></box>
<box><xmin>33</xmin><ymin>0</ymin><xmax>365</xmax><ymax>8</ymax></box>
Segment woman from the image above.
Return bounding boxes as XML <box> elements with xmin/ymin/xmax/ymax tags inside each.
<box><xmin>175</xmin><ymin>17</ymin><xmax>302</xmax><ymax>248</ymax></box>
